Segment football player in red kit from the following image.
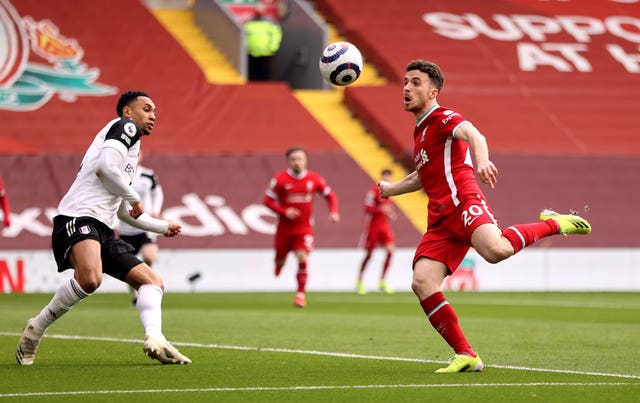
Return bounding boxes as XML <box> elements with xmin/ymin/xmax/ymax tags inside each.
<box><xmin>0</xmin><ymin>176</ymin><xmax>11</xmax><ymax>228</ymax></box>
<box><xmin>356</xmin><ymin>169</ymin><xmax>396</xmax><ymax>295</ymax></box>
<box><xmin>264</xmin><ymin>146</ymin><xmax>339</xmax><ymax>308</ymax></box>
<box><xmin>378</xmin><ymin>60</ymin><xmax>591</xmax><ymax>373</ymax></box>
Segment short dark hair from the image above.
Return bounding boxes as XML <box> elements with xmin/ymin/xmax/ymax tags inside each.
<box><xmin>116</xmin><ymin>90</ymin><xmax>150</xmax><ymax>117</ymax></box>
<box><xmin>285</xmin><ymin>146</ymin><xmax>306</xmax><ymax>158</ymax></box>
<box><xmin>405</xmin><ymin>60</ymin><xmax>444</xmax><ymax>92</ymax></box>
<box><xmin>381</xmin><ymin>169</ymin><xmax>392</xmax><ymax>176</ymax></box>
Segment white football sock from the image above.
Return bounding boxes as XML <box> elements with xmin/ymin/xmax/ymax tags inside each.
<box><xmin>33</xmin><ymin>277</ymin><xmax>90</xmax><ymax>337</ymax></box>
<box><xmin>136</xmin><ymin>284</ymin><xmax>166</xmax><ymax>343</ymax></box>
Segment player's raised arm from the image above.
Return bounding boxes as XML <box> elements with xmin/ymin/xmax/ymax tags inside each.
<box><xmin>96</xmin><ymin>146</ymin><xmax>142</xmax><ymax>206</ymax></box>
<box><xmin>454</xmin><ymin>122</ymin><xmax>498</xmax><ymax>189</ymax></box>
<box><xmin>116</xmin><ymin>199</ymin><xmax>178</xmax><ymax>236</ymax></box>
<box><xmin>323</xmin><ymin>186</ymin><xmax>339</xmax><ymax>223</ymax></box>
<box><xmin>378</xmin><ymin>171</ymin><xmax>422</xmax><ymax>198</ymax></box>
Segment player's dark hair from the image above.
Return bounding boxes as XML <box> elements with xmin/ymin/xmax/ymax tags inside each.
<box><xmin>405</xmin><ymin>60</ymin><xmax>444</xmax><ymax>92</ymax></box>
<box><xmin>116</xmin><ymin>90</ymin><xmax>150</xmax><ymax>117</ymax></box>
<box><xmin>285</xmin><ymin>146</ymin><xmax>306</xmax><ymax>158</ymax></box>
<box><xmin>381</xmin><ymin>169</ymin><xmax>392</xmax><ymax>176</ymax></box>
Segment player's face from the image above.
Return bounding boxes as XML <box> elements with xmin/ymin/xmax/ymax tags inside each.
<box><xmin>287</xmin><ymin>150</ymin><xmax>307</xmax><ymax>174</ymax></box>
<box><xmin>403</xmin><ymin>70</ymin><xmax>438</xmax><ymax>116</ymax></box>
<box><xmin>124</xmin><ymin>96</ymin><xmax>156</xmax><ymax>135</ymax></box>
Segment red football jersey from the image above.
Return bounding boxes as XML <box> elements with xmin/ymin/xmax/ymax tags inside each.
<box><xmin>264</xmin><ymin>169</ymin><xmax>338</xmax><ymax>235</ymax></box>
<box><xmin>363</xmin><ymin>183</ymin><xmax>391</xmax><ymax>231</ymax></box>
<box><xmin>0</xmin><ymin>176</ymin><xmax>10</xmax><ymax>227</ymax></box>
<box><xmin>413</xmin><ymin>105</ymin><xmax>484</xmax><ymax>227</ymax></box>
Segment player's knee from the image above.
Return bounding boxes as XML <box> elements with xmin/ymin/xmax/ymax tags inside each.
<box><xmin>146</xmin><ymin>270</ymin><xmax>164</xmax><ymax>289</ymax></box>
<box><xmin>76</xmin><ymin>274</ymin><xmax>102</xmax><ymax>293</ymax></box>
<box><xmin>411</xmin><ymin>274</ymin><xmax>438</xmax><ymax>297</ymax></box>
<box><xmin>477</xmin><ymin>245</ymin><xmax>510</xmax><ymax>264</ymax></box>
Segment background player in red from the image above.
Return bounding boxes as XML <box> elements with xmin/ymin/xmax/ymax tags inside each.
<box><xmin>378</xmin><ymin>60</ymin><xmax>591</xmax><ymax>373</ymax></box>
<box><xmin>356</xmin><ymin>169</ymin><xmax>396</xmax><ymax>295</ymax></box>
<box><xmin>0</xmin><ymin>176</ymin><xmax>10</xmax><ymax>228</ymax></box>
<box><xmin>264</xmin><ymin>146</ymin><xmax>339</xmax><ymax>308</ymax></box>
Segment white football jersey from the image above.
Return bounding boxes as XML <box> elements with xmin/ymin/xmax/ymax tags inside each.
<box><xmin>57</xmin><ymin>117</ymin><xmax>142</xmax><ymax>228</ymax></box>
<box><xmin>118</xmin><ymin>165</ymin><xmax>164</xmax><ymax>236</ymax></box>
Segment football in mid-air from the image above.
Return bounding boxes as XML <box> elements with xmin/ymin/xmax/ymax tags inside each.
<box><xmin>319</xmin><ymin>42</ymin><xmax>363</xmax><ymax>86</ymax></box>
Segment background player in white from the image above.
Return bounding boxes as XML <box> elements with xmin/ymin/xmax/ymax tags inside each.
<box><xmin>118</xmin><ymin>150</ymin><xmax>164</xmax><ymax>306</ymax></box>
<box><xmin>16</xmin><ymin>90</ymin><xmax>191</xmax><ymax>365</ymax></box>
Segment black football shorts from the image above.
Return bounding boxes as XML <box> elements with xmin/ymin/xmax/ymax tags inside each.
<box><xmin>52</xmin><ymin>215</ymin><xmax>142</xmax><ymax>281</ymax></box>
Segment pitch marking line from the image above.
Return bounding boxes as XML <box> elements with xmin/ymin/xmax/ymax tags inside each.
<box><xmin>2</xmin><ymin>332</ymin><xmax>640</xmax><ymax>381</ymax></box>
<box><xmin>0</xmin><ymin>382</ymin><xmax>637</xmax><ymax>398</ymax></box>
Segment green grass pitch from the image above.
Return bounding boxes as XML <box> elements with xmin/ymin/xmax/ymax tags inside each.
<box><xmin>1</xmin><ymin>292</ymin><xmax>639</xmax><ymax>402</ymax></box>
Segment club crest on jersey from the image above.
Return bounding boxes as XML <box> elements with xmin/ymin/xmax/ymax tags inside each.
<box><xmin>421</xmin><ymin>125</ymin><xmax>428</xmax><ymax>142</ymax></box>
<box><xmin>124</xmin><ymin>122</ymin><xmax>137</xmax><ymax>137</ymax></box>
<box><xmin>125</xmin><ymin>163</ymin><xmax>134</xmax><ymax>176</ymax></box>
<box><xmin>79</xmin><ymin>225</ymin><xmax>91</xmax><ymax>235</ymax></box>
<box><xmin>306</xmin><ymin>181</ymin><xmax>313</xmax><ymax>192</ymax></box>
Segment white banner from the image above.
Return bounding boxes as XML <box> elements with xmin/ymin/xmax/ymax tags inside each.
<box><xmin>1</xmin><ymin>248</ymin><xmax>639</xmax><ymax>293</ymax></box>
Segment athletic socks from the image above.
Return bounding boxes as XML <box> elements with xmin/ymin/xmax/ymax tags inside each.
<box><xmin>33</xmin><ymin>277</ymin><xmax>91</xmax><ymax>337</ymax></box>
<box><xmin>136</xmin><ymin>284</ymin><xmax>166</xmax><ymax>343</ymax></box>
<box><xmin>420</xmin><ymin>291</ymin><xmax>475</xmax><ymax>357</ymax></box>
<box><xmin>296</xmin><ymin>262</ymin><xmax>308</xmax><ymax>293</ymax></box>
<box><xmin>381</xmin><ymin>252</ymin><xmax>392</xmax><ymax>279</ymax></box>
<box><xmin>502</xmin><ymin>220</ymin><xmax>560</xmax><ymax>254</ymax></box>
<box><xmin>358</xmin><ymin>251</ymin><xmax>372</xmax><ymax>280</ymax></box>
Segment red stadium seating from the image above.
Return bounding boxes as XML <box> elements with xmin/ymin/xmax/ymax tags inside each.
<box><xmin>0</xmin><ymin>0</ymin><xmax>339</xmax><ymax>154</ymax></box>
<box><xmin>317</xmin><ymin>0</ymin><xmax>640</xmax><ymax>157</ymax></box>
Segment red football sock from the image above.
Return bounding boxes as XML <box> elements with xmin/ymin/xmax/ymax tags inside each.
<box><xmin>381</xmin><ymin>252</ymin><xmax>392</xmax><ymax>279</ymax></box>
<box><xmin>502</xmin><ymin>220</ymin><xmax>559</xmax><ymax>254</ymax></box>
<box><xmin>420</xmin><ymin>292</ymin><xmax>475</xmax><ymax>357</ymax></box>
<box><xmin>296</xmin><ymin>262</ymin><xmax>308</xmax><ymax>293</ymax></box>
<box><xmin>358</xmin><ymin>251</ymin><xmax>372</xmax><ymax>280</ymax></box>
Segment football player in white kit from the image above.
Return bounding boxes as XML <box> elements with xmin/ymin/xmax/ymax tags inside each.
<box><xmin>16</xmin><ymin>90</ymin><xmax>191</xmax><ymax>365</ymax></box>
<box><xmin>118</xmin><ymin>150</ymin><xmax>164</xmax><ymax>306</ymax></box>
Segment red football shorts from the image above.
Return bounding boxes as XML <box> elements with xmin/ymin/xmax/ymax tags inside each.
<box><xmin>413</xmin><ymin>193</ymin><xmax>498</xmax><ymax>273</ymax></box>
<box><xmin>362</xmin><ymin>225</ymin><xmax>394</xmax><ymax>250</ymax></box>
<box><xmin>274</xmin><ymin>232</ymin><xmax>314</xmax><ymax>260</ymax></box>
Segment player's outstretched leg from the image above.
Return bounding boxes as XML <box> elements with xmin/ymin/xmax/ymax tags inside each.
<box><xmin>539</xmin><ymin>209</ymin><xmax>591</xmax><ymax>236</ymax></box>
<box><xmin>435</xmin><ymin>353</ymin><xmax>484</xmax><ymax>373</ymax></box>
<box><xmin>16</xmin><ymin>318</ymin><xmax>41</xmax><ymax>365</ymax></box>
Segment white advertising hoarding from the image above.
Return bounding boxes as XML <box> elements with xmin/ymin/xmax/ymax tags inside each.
<box><xmin>1</xmin><ymin>248</ymin><xmax>639</xmax><ymax>293</ymax></box>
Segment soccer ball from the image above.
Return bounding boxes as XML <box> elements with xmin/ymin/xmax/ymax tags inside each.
<box><xmin>318</xmin><ymin>42</ymin><xmax>363</xmax><ymax>86</ymax></box>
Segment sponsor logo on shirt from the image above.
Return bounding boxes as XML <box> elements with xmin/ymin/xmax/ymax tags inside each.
<box><xmin>441</xmin><ymin>110</ymin><xmax>459</xmax><ymax>125</ymax></box>
<box><xmin>287</xmin><ymin>193</ymin><xmax>312</xmax><ymax>203</ymax></box>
